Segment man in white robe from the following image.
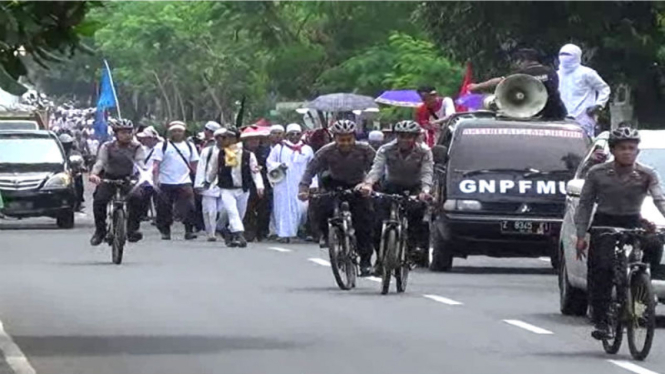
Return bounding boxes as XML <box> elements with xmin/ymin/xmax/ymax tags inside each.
<box><xmin>267</xmin><ymin>123</ymin><xmax>316</xmax><ymax>243</ymax></box>
<box><xmin>195</xmin><ymin>127</ymin><xmax>224</xmax><ymax>241</ymax></box>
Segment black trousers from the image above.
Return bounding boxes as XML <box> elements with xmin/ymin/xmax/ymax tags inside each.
<box><xmin>373</xmin><ymin>183</ymin><xmax>428</xmax><ymax>255</ymax></box>
<box><xmin>74</xmin><ymin>173</ymin><xmax>84</xmax><ymax>205</ymax></box>
<box><xmin>155</xmin><ymin>184</ymin><xmax>196</xmax><ymax>233</ymax></box>
<box><xmin>92</xmin><ymin>182</ymin><xmax>145</xmax><ymax>234</ymax></box>
<box><xmin>588</xmin><ymin>213</ymin><xmax>641</xmax><ymax>324</ymax></box>
<box><xmin>314</xmin><ymin>180</ymin><xmax>374</xmax><ymax>263</ymax></box>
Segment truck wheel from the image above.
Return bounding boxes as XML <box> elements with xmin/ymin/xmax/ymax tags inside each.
<box><xmin>429</xmin><ymin>221</ymin><xmax>453</xmax><ymax>272</ymax></box>
<box><xmin>56</xmin><ymin>209</ymin><xmax>75</xmax><ymax>229</ymax></box>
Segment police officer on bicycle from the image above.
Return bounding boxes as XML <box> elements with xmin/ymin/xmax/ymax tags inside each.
<box><xmin>298</xmin><ymin>120</ymin><xmax>376</xmax><ymax>276</ymax></box>
<box><xmin>89</xmin><ymin>119</ymin><xmax>148</xmax><ymax>246</ymax></box>
<box><xmin>358</xmin><ymin>120</ymin><xmax>434</xmax><ymax>270</ymax></box>
<box><xmin>575</xmin><ymin>127</ymin><xmax>665</xmax><ymax>339</ymax></box>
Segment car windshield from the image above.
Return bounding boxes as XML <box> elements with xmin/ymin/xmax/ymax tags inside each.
<box><xmin>0</xmin><ymin>120</ymin><xmax>39</xmax><ymax>130</ymax></box>
<box><xmin>638</xmin><ymin>149</ymin><xmax>665</xmax><ymax>175</ymax></box>
<box><xmin>0</xmin><ymin>135</ymin><xmax>64</xmax><ymax>164</ymax></box>
<box><xmin>449</xmin><ymin>126</ymin><xmax>589</xmax><ymax>173</ymax></box>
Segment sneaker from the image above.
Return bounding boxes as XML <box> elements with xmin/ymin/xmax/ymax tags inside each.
<box><xmin>359</xmin><ymin>265</ymin><xmax>372</xmax><ymax>277</ymax></box>
<box><xmin>90</xmin><ymin>231</ymin><xmax>105</xmax><ymax>246</ymax></box>
<box><xmin>127</xmin><ymin>231</ymin><xmax>143</xmax><ymax>243</ymax></box>
<box><xmin>319</xmin><ymin>236</ymin><xmax>329</xmax><ymax>249</ymax></box>
<box><xmin>184</xmin><ymin>232</ymin><xmax>197</xmax><ymax>240</ymax></box>
<box><xmin>160</xmin><ymin>228</ymin><xmax>171</xmax><ymax>240</ymax></box>
<box><xmin>236</xmin><ymin>232</ymin><xmax>248</xmax><ymax>248</ymax></box>
<box><xmin>591</xmin><ymin>322</ymin><xmax>612</xmax><ymax>340</ymax></box>
<box><xmin>207</xmin><ymin>236</ymin><xmax>217</xmax><ymax>242</ymax></box>
<box><xmin>277</xmin><ymin>237</ymin><xmax>291</xmax><ymax>244</ymax></box>
<box><xmin>228</xmin><ymin>233</ymin><xmax>240</xmax><ymax>248</ymax></box>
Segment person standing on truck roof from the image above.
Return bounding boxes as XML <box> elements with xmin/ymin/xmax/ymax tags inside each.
<box><xmin>468</xmin><ymin>48</ymin><xmax>567</xmax><ymax>121</ymax></box>
<box><xmin>558</xmin><ymin>43</ymin><xmax>611</xmax><ymax>138</ymax></box>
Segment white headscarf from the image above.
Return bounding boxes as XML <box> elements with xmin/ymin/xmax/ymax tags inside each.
<box><xmin>558</xmin><ymin>44</ymin><xmax>582</xmax><ymax>75</ymax></box>
<box><xmin>270</xmin><ymin>124</ymin><xmax>285</xmax><ymax>133</ymax></box>
<box><xmin>368</xmin><ymin>130</ymin><xmax>384</xmax><ymax>142</ymax></box>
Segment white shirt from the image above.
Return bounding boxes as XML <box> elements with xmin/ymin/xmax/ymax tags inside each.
<box><xmin>558</xmin><ymin>65</ymin><xmax>611</xmax><ymax>118</ymax></box>
<box><xmin>87</xmin><ymin>138</ymin><xmax>100</xmax><ymax>156</ymax></box>
<box><xmin>153</xmin><ymin>140</ymin><xmax>200</xmax><ymax>185</ymax></box>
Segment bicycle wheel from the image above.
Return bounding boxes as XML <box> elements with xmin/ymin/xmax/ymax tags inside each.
<box><xmin>328</xmin><ymin>225</ymin><xmax>353</xmax><ymax>290</ymax></box>
<box><xmin>627</xmin><ymin>272</ymin><xmax>656</xmax><ymax>360</ymax></box>
<box><xmin>112</xmin><ymin>208</ymin><xmax>126</xmax><ymax>265</ymax></box>
<box><xmin>381</xmin><ymin>229</ymin><xmax>397</xmax><ymax>295</ymax></box>
<box><xmin>395</xmin><ymin>226</ymin><xmax>409</xmax><ymax>293</ymax></box>
<box><xmin>344</xmin><ymin>233</ymin><xmax>357</xmax><ymax>289</ymax></box>
<box><xmin>602</xmin><ymin>284</ymin><xmax>624</xmax><ymax>354</ymax></box>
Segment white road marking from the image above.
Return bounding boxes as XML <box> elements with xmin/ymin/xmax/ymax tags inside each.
<box><xmin>423</xmin><ymin>294</ymin><xmax>463</xmax><ymax>306</ymax></box>
<box><xmin>308</xmin><ymin>258</ymin><xmax>331</xmax><ymax>267</ymax></box>
<box><xmin>609</xmin><ymin>360</ymin><xmax>660</xmax><ymax>374</ymax></box>
<box><xmin>366</xmin><ymin>276</ymin><xmax>382</xmax><ymax>283</ymax></box>
<box><xmin>0</xmin><ymin>320</ymin><xmax>36</xmax><ymax>374</ymax></box>
<box><xmin>503</xmin><ymin>319</ymin><xmax>553</xmax><ymax>335</ymax></box>
<box><xmin>268</xmin><ymin>247</ymin><xmax>292</xmax><ymax>253</ymax></box>
<box><xmin>538</xmin><ymin>257</ymin><xmax>550</xmax><ymax>262</ymax></box>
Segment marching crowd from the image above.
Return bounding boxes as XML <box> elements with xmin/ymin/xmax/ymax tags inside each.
<box><xmin>86</xmin><ymin>116</ymin><xmax>432</xmax><ymax>277</ymax></box>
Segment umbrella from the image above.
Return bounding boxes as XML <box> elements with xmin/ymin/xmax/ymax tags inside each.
<box><xmin>455</xmin><ymin>93</ymin><xmax>485</xmax><ymax>111</ymax></box>
<box><xmin>375</xmin><ymin>90</ymin><xmax>422</xmax><ymax>108</ymax></box>
<box><xmin>305</xmin><ymin>93</ymin><xmax>378</xmax><ymax>112</ymax></box>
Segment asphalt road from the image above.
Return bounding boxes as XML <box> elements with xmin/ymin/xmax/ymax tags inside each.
<box><xmin>0</xmin><ymin>212</ymin><xmax>663</xmax><ymax>374</ymax></box>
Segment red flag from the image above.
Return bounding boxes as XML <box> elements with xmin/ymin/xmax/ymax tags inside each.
<box><xmin>455</xmin><ymin>62</ymin><xmax>473</xmax><ymax>112</ymax></box>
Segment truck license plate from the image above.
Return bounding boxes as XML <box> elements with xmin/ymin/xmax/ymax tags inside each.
<box><xmin>500</xmin><ymin>221</ymin><xmax>549</xmax><ymax>235</ymax></box>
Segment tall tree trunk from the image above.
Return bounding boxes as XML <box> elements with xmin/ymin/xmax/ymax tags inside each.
<box><xmin>173</xmin><ymin>82</ymin><xmax>186</xmax><ymax>121</ymax></box>
<box><xmin>152</xmin><ymin>70</ymin><xmax>172</xmax><ymax>121</ymax></box>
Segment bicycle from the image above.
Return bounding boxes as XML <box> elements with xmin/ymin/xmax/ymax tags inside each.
<box><xmin>312</xmin><ymin>189</ymin><xmax>359</xmax><ymax>290</ymax></box>
<box><xmin>375</xmin><ymin>192</ymin><xmax>422</xmax><ymax>295</ymax></box>
<box><xmin>102</xmin><ymin>178</ymin><xmax>133</xmax><ymax>265</ymax></box>
<box><xmin>590</xmin><ymin>226</ymin><xmax>663</xmax><ymax>360</ymax></box>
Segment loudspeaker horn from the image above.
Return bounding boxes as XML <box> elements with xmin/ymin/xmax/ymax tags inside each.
<box><xmin>494</xmin><ymin>74</ymin><xmax>548</xmax><ymax>119</ymax></box>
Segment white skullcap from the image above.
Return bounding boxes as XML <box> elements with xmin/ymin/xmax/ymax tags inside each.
<box><xmin>168</xmin><ymin>121</ymin><xmax>186</xmax><ymax>132</ymax></box>
<box><xmin>286</xmin><ymin>123</ymin><xmax>302</xmax><ymax>133</ymax></box>
<box><xmin>213</xmin><ymin>128</ymin><xmax>228</xmax><ymax>137</ymax></box>
<box><xmin>204</xmin><ymin>121</ymin><xmax>221</xmax><ymax>132</ymax></box>
<box><xmin>270</xmin><ymin>124</ymin><xmax>285</xmax><ymax>133</ymax></box>
<box><xmin>368</xmin><ymin>130</ymin><xmax>384</xmax><ymax>142</ymax></box>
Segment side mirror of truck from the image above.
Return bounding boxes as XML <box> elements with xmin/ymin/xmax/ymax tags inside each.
<box><xmin>432</xmin><ymin>145</ymin><xmax>449</xmax><ymax>165</ymax></box>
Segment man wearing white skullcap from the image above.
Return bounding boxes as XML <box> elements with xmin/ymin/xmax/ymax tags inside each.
<box><xmin>194</xmin><ymin>127</ymin><xmax>227</xmax><ymax>241</ymax></box>
<box><xmin>267</xmin><ymin>123</ymin><xmax>316</xmax><ymax>243</ymax></box>
<box><xmin>269</xmin><ymin>124</ymin><xmax>285</xmax><ymax>148</ymax></box>
<box><xmin>153</xmin><ymin>120</ymin><xmax>200</xmax><ymax>240</ymax></box>
<box><xmin>202</xmin><ymin>121</ymin><xmax>222</xmax><ymax>149</ymax></box>
<box><xmin>367</xmin><ymin>130</ymin><xmax>384</xmax><ymax>150</ymax></box>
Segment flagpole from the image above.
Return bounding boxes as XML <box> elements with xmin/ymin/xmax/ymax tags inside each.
<box><xmin>104</xmin><ymin>59</ymin><xmax>122</xmax><ymax>119</ymax></box>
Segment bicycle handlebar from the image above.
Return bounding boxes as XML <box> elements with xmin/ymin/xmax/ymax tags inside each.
<box><xmin>101</xmin><ymin>178</ymin><xmax>133</xmax><ymax>186</ymax></box>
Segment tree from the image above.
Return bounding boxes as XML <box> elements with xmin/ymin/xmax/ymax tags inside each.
<box><xmin>0</xmin><ymin>1</ymin><xmax>98</xmax><ymax>95</ymax></box>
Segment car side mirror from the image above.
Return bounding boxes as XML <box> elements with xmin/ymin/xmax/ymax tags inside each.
<box><xmin>566</xmin><ymin>179</ymin><xmax>584</xmax><ymax>197</ymax></box>
<box><xmin>432</xmin><ymin>145</ymin><xmax>449</xmax><ymax>165</ymax></box>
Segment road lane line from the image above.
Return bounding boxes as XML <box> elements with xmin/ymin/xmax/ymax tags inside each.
<box><xmin>268</xmin><ymin>247</ymin><xmax>292</xmax><ymax>253</ymax></box>
<box><xmin>503</xmin><ymin>319</ymin><xmax>553</xmax><ymax>335</ymax></box>
<box><xmin>538</xmin><ymin>257</ymin><xmax>550</xmax><ymax>262</ymax></box>
<box><xmin>366</xmin><ymin>276</ymin><xmax>382</xmax><ymax>283</ymax></box>
<box><xmin>423</xmin><ymin>294</ymin><xmax>463</xmax><ymax>306</ymax></box>
<box><xmin>308</xmin><ymin>258</ymin><xmax>331</xmax><ymax>267</ymax></box>
<box><xmin>609</xmin><ymin>360</ymin><xmax>659</xmax><ymax>374</ymax></box>
<box><xmin>0</xmin><ymin>320</ymin><xmax>36</xmax><ymax>374</ymax></box>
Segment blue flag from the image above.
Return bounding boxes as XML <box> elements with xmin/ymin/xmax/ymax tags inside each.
<box><xmin>93</xmin><ymin>60</ymin><xmax>118</xmax><ymax>141</ymax></box>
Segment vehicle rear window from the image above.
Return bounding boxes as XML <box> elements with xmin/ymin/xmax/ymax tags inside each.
<box><xmin>0</xmin><ymin>134</ymin><xmax>64</xmax><ymax>164</ymax></box>
<box><xmin>0</xmin><ymin>120</ymin><xmax>39</xmax><ymax>130</ymax></box>
<box><xmin>450</xmin><ymin>126</ymin><xmax>588</xmax><ymax>172</ymax></box>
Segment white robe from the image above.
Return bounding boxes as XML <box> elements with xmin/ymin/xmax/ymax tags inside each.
<box><xmin>267</xmin><ymin>141</ymin><xmax>317</xmax><ymax>238</ymax></box>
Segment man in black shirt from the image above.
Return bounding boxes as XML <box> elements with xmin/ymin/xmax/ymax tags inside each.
<box><xmin>469</xmin><ymin>48</ymin><xmax>567</xmax><ymax>120</ymax></box>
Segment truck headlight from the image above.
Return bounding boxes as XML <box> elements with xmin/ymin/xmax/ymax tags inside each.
<box><xmin>42</xmin><ymin>173</ymin><xmax>71</xmax><ymax>190</ymax></box>
<box><xmin>443</xmin><ymin>199</ymin><xmax>482</xmax><ymax>211</ymax></box>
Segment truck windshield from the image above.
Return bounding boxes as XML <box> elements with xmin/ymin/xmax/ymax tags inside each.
<box><xmin>449</xmin><ymin>127</ymin><xmax>588</xmax><ymax>173</ymax></box>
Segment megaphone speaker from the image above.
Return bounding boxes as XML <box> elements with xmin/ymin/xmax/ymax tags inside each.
<box><xmin>495</xmin><ymin>74</ymin><xmax>548</xmax><ymax>118</ymax></box>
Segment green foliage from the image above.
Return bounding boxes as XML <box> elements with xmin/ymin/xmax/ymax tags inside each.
<box><xmin>0</xmin><ymin>1</ymin><xmax>99</xmax><ymax>95</ymax></box>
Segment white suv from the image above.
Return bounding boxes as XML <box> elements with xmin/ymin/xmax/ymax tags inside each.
<box><xmin>558</xmin><ymin>130</ymin><xmax>665</xmax><ymax>316</ymax></box>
